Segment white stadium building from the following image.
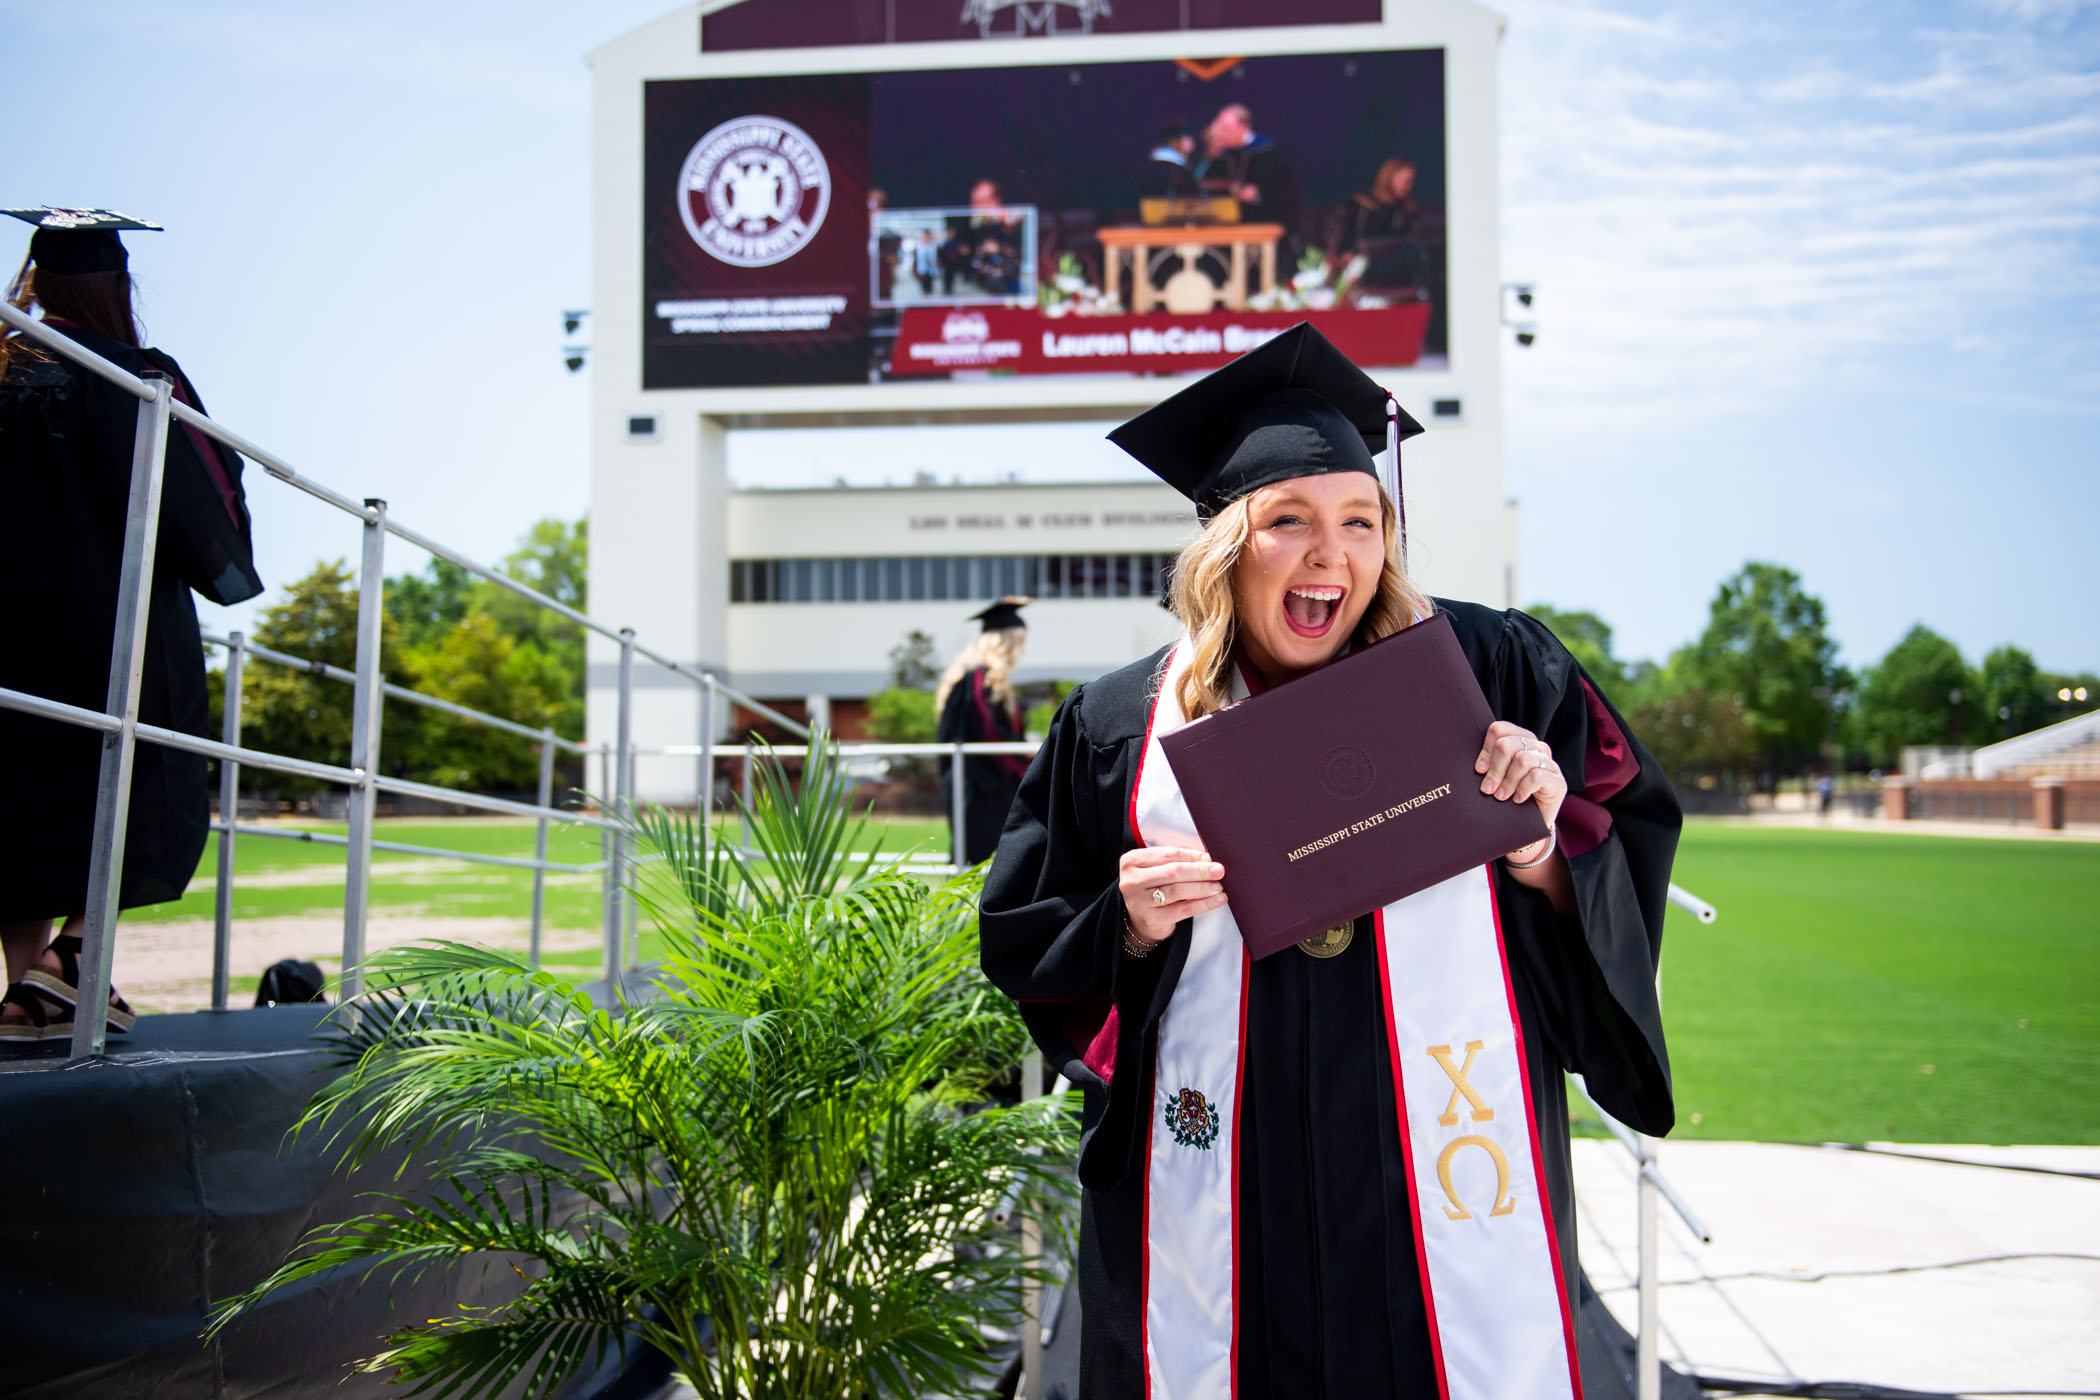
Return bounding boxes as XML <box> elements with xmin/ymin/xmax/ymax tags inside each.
<box><xmin>586</xmin><ymin>0</ymin><xmax>1518</xmax><ymax>798</ymax></box>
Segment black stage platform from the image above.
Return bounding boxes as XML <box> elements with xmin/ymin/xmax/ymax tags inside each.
<box><xmin>0</xmin><ymin>1006</ymin><xmax>668</xmax><ymax>1400</ymax></box>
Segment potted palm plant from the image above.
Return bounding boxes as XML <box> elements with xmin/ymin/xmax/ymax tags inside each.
<box><xmin>213</xmin><ymin>739</ymin><xmax>1075</xmax><ymax>1399</ymax></box>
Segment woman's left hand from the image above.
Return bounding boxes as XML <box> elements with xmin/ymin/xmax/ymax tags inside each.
<box><xmin>1476</xmin><ymin>721</ymin><xmax>1567</xmax><ymax>856</ymax></box>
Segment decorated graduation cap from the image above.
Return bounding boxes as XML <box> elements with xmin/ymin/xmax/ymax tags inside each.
<box><xmin>4</xmin><ymin>207</ymin><xmax>162</xmax><ymax>275</ymax></box>
<box><xmin>970</xmin><ymin>596</ymin><xmax>1030</xmax><ymax>632</ymax></box>
<box><xmin>1106</xmin><ymin>321</ymin><xmax>1427</xmax><ymax>562</ymax></box>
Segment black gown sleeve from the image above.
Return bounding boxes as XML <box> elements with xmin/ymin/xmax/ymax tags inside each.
<box><xmin>1449</xmin><ymin>602</ymin><xmax>1681</xmax><ymax>1135</ymax></box>
<box><xmin>137</xmin><ymin>351</ymin><xmax>263</xmax><ymax>606</ymax></box>
<box><xmin>979</xmin><ymin>675</ymin><xmax>1185</xmax><ymax>1189</ymax></box>
<box><xmin>62</xmin><ymin>336</ymin><xmax>262</xmax><ymax>608</ymax></box>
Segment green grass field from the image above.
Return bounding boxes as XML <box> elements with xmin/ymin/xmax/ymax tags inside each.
<box><xmin>1652</xmin><ymin>825</ymin><xmax>2100</xmax><ymax>1145</ymax></box>
<box><xmin>127</xmin><ymin>814</ymin><xmax>954</xmax><ymax>978</ymax></box>
<box><xmin>139</xmin><ymin>817</ymin><xmax>2099</xmax><ymax>1144</ymax></box>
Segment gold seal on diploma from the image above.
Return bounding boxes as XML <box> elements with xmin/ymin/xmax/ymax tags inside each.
<box><xmin>1299</xmin><ymin>922</ymin><xmax>1354</xmax><ymax>959</ymax></box>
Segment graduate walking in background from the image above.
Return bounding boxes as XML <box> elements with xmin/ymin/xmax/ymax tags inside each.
<box><xmin>980</xmin><ymin>326</ymin><xmax>1680</xmax><ymax>1399</ymax></box>
<box><xmin>935</xmin><ymin>598</ymin><xmax>1032</xmax><ymax>868</ymax></box>
<box><xmin>0</xmin><ymin>209</ymin><xmax>263</xmax><ymax>1043</ymax></box>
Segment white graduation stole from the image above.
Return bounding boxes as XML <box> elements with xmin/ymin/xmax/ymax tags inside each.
<box><xmin>1132</xmin><ymin>641</ymin><xmax>1581</xmax><ymax>1400</ymax></box>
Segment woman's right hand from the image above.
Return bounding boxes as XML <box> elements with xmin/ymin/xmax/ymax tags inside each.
<box><xmin>1118</xmin><ymin>843</ymin><xmax>1228</xmax><ymax>949</ymax></box>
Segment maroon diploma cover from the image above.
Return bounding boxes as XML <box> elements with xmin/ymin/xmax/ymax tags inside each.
<box><xmin>1157</xmin><ymin>612</ymin><xmax>1549</xmax><ymax>959</ymax></box>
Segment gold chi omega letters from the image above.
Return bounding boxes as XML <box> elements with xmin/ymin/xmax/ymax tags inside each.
<box><xmin>1429</xmin><ymin>1041</ymin><xmax>1517</xmax><ymax>1220</ymax></box>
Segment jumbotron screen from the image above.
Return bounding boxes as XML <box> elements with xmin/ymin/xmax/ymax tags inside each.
<box><xmin>641</xmin><ymin>49</ymin><xmax>1446</xmax><ymax>389</ymax></box>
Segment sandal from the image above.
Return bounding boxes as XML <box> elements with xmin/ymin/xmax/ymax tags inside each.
<box><xmin>0</xmin><ymin>981</ymin><xmax>73</xmax><ymax>1043</ymax></box>
<box><xmin>20</xmin><ymin>935</ymin><xmax>134</xmax><ymax>1033</ymax></box>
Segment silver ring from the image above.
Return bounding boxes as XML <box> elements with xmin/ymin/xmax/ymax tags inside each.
<box><xmin>1518</xmin><ymin>737</ymin><xmax>1533</xmax><ymax>752</ymax></box>
<box><xmin>1150</xmin><ymin>887</ymin><xmax>1168</xmax><ymax>907</ymax></box>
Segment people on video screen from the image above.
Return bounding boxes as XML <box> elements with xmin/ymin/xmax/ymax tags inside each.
<box><xmin>1328</xmin><ymin>157</ymin><xmax>1430</xmax><ymax>298</ymax></box>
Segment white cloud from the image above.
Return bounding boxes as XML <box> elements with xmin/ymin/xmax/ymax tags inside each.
<box><xmin>1498</xmin><ymin>0</ymin><xmax>2100</xmax><ymax>440</ymax></box>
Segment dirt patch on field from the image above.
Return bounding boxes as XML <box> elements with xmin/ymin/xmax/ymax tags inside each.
<box><xmin>109</xmin><ymin>916</ymin><xmax>606</xmax><ymax>1014</ymax></box>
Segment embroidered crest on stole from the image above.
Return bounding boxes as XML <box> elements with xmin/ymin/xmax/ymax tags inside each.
<box><xmin>1165</xmin><ymin>1086</ymin><xmax>1221</xmax><ymax>1150</ymax></box>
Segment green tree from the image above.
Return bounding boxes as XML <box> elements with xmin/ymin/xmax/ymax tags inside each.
<box><xmin>1979</xmin><ymin>645</ymin><xmax>2052</xmax><ymax>742</ymax></box>
<box><xmin>2038</xmin><ymin>669</ymin><xmax>2100</xmax><ymax>726</ymax></box>
<box><xmin>400</xmin><ymin>614</ymin><xmax>573</xmax><ymax>791</ymax></box>
<box><xmin>387</xmin><ymin>516</ymin><xmax>588</xmax><ymax>747</ymax></box>
<box><xmin>865</xmin><ymin>628</ymin><xmax>944</xmax><ymax>744</ymax></box>
<box><xmin>1524</xmin><ymin>603</ymin><xmax>1630</xmax><ymax>695</ymax></box>
<box><xmin>865</xmin><ymin>685</ymin><xmax>937</xmax><ymax>743</ymax></box>
<box><xmin>1851</xmin><ymin>625</ymin><xmax>1980</xmax><ymax>764</ymax></box>
<box><xmin>888</xmin><ymin>628</ymin><xmax>940</xmax><ymax>691</ymax></box>
<box><xmin>239</xmin><ymin>561</ymin><xmax>417</xmax><ymax>792</ymax></box>
<box><xmin>497</xmin><ymin>514</ymin><xmax>588</xmax><ymax>612</ymax></box>
<box><xmin>1683</xmin><ymin>563</ymin><xmax>1841</xmax><ymax>777</ymax></box>
<box><xmin>1625</xmin><ymin>662</ymin><xmax>1759</xmax><ymax>781</ymax></box>
<box><xmin>385</xmin><ymin>556</ymin><xmax>474</xmax><ymax>652</ymax></box>
<box><xmin>1024</xmin><ymin>679</ymin><xmax>1082</xmax><ymax>737</ymax></box>
<box><xmin>474</xmin><ymin>517</ymin><xmax>588</xmax><ymax>682</ymax></box>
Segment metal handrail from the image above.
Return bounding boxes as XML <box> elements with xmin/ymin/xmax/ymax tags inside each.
<box><xmin>1578</xmin><ymin>1083</ymin><xmax>1712</xmax><ymax>1243</ymax></box>
<box><xmin>1666</xmin><ymin>883</ymin><xmax>1717</xmax><ymax>924</ymax></box>
<box><xmin>0</xmin><ymin>684</ymin><xmax>362</xmax><ymax>787</ymax></box>
<box><xmin>215</xmin><ymin>821</ymin><xmax>607</xmax><ymax>875</ymax></box>
<box><xmin>0</xmin><ymin>304</ymin><xmax>800</xmax><ymax>729</ymax></box>
<box><xmin>200</xmin><ymin>630</ymin><xmax>598</xmax><ymax>753</ymax></box>
<box><xmin>0</xmin><ymin>299</ymin><xmax>809</xmax><ymax>1049</ymax></box>
<box><xmin>1574</xmin><ymin>1076</ymin><xmax>1714</xmax><ymax>1400</ymax></box>
<box><xmin>653</xmin><ymin>740</ymin><xmax>1038</xmax><ymax>757</ymax></box>
<box><xmin>644</xmin><ymin>653</ymin><xmax>809</xmax><ymax>737</ymax></box>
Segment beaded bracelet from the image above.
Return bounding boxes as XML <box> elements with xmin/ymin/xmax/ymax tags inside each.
<box><xmin>1121</xmin><ymin>906</ymin><xmax>1163</xmax><ymax>959</ymax></box>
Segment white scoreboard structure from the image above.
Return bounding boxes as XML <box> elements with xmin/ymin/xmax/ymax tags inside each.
<box><xmin>588</xmin><ymin>0</ymin><xmax>1516</xmax><ymax>798</ymax></box>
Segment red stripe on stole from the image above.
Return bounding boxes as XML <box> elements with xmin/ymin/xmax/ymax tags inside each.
<box><xmin>1484</xmin><ymin>874</ymin><xmax>1585</xmax><ymax>1398</ymax></box>
<box><xmin>1129</xmin><ymin>650</ymin><xmax>1170</xmax><ymax>1396</ymax></box>
<box><xmin>1228</xmin><ymin>946</ymin><xmax>1250</xmax><ymax>1396</ymax></box>
<box><xmin>1373</xmin><ymin>911</ymin><xmax>1454</xmax><ymax>1400</ymax></box>
<box><xmin>1139</xmin><ymin>1052</ymin><xmax>1157</xmax><ymax>1400</ymax></box>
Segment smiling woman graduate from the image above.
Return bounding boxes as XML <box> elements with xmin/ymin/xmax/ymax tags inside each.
<box><xmin>979</xmin><ymin>324</ymin><xmax>1681</xmax><ymax>1400</ymax></box>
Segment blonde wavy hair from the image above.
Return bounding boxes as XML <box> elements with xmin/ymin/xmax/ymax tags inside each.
<box><xmin>1165</xmin><ymin>487</ymin><xmax>1430</xmax><ymax>720</ymax></box>
<box><xmin>935</xmin><ymin>626</ymin><xmax>1027</xmax><ymax>712</ymax></box>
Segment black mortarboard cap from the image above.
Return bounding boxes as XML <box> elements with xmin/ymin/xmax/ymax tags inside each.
<box><xmin>970</xmin><ymin>596</ymin><xmax>1030</xmax><ymax>632</ymax></box>
<box><xmin>1106</xmin><ymin>321</ymin><xmax>1425</xmax><ymax>519</ymax></box>
<box><xmin>5</xmin><ymin>207</ymin><xmax>162</xmax><ymax>275</ymax></box>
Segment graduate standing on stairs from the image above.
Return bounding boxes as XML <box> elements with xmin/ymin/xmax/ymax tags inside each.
<box><xmin>0</xmin><ymin>208</ymin><xmax>263</xmax><ymax>1043</ymax></box>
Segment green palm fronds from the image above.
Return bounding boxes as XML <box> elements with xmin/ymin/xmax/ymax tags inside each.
<box><xmin>213</xmin><ymin>733</ymin><xmax>1076</xmax><ymax>1399</ymax></box>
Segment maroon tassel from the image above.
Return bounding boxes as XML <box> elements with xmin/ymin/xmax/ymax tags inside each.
<box><xmin>1385</xmin><ymin>392</ymin><xmax>1407</xmax><ymax>573</ymax></box>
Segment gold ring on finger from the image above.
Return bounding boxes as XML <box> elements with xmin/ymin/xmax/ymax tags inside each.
<box><xmin>1150</xmin><ymin>887</ymin><xmax>1168</xmax><ymax>907</ymax></box>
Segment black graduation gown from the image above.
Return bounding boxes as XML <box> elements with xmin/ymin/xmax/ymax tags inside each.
<box><xmin>1330</xmin><ymin>195</ymin><xmax>1431</xmax><ymax>292</ymax></box>
<box><xmin>0</xmin><ymin>325</ymin><xmax>262</xmax><ymax>919</ymax></box>
<box><xmin>980</xmin><ymin>600</ymin><xmax>1680</xmax><ymax>1399</ymax></box>
<box><xmin>1195</xmin><ymin>137</ymin><xmax>1303</xmax><ymax>250</ymax></box>
<box><xmin>1142</xmin><ymin>153</ymin><xmax>1203</xmax><ymax>202</ymax></box>
<box><xmin>937</xmin><ymin>667</ymin><xmax>1030</xmax><ymax>868</ymax></box>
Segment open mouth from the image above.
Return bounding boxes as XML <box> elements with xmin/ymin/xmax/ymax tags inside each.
<box><xmin>1282</xmin><ymin>584</ymin><xmax>1346</xmax><ymax>638</ymax></box>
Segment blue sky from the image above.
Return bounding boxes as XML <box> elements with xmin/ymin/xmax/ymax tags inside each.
<box><xmin>6</xmin><ymin>0</ymin><xmax>2095</xmax><ymax>674</ymax></box>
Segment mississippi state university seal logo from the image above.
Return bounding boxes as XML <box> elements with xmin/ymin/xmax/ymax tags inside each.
<box><xmin>1165</xmin><ymin>1086</ymin><xmax>1220</xmax><ymax>1150</ymax></box>
<box><xmin>1321</xmin><ymin>745</ymin><xmax>1376</xmax><ymax>801</ymax></box>
<box><xmin>677</xmin><ymin>115</ymin><xmax>831</xmax><ymax>268</ymax></box>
